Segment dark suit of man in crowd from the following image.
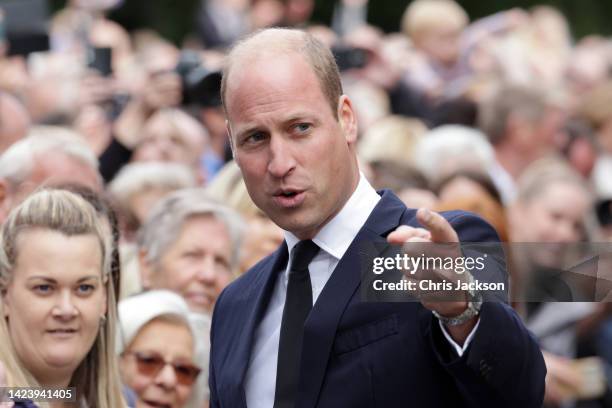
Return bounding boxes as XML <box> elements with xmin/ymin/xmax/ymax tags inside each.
<box><xmin>209</xmin><ymin>28</ymin><xmax>546</xmax><ymax>408</ymax></box>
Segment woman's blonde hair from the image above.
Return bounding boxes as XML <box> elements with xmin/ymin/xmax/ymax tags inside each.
<box><xmin>0</xmin><ymin>189</ymin><xmax>125</xmax><ymax>408</ymax></box>
<box><xmin>206</xmin><ymin>160</ymin><xmax>262</xmax><ymax>217</ymax></box>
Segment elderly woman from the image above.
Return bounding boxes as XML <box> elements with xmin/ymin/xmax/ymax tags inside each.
<box><xmin>138</xmin><ymin>188</ymin><xmax>244</xmax><ymax>315</ymax></box>
<box><xmin>108</xmin><ymin>162</ymin><xmax>198</xmax><ymax>236</ymax></box>
<box><xmin>117</xmin><ymin>290</ymin><xmax>206</xmax><ymax>408</ymax></box>
<box><xmin>108</xmin><ymin>162</ymin><xmax>198</xmax><ymax>300</ymax></box>
<box><xmin>0</xmin><ymin>189</ymin><xmax>125</xmax><ymax>407</ymax></box>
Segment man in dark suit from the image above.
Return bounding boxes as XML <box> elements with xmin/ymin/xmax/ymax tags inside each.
<box><xmin>209</xmin><ymin>27</ymin><xmax>546</xmax><ymax>407</ymax></box>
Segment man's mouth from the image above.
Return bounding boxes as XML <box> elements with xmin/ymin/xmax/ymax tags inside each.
<box><xmin>273</xmin><ymin>189</ymin><xmax>305</xmax><ymax>208</ymax></box>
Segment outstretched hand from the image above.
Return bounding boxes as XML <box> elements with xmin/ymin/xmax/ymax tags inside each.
<box><xmin>387</xmin><ymin>208</ymin><xmax>477</xmax><ymax>344</ymax></box>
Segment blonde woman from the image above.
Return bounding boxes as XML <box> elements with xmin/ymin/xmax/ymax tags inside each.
<box><xmin>0</xmin><ymin>189</ymin><xmax>125</xmax><ymax>407</ymax></box>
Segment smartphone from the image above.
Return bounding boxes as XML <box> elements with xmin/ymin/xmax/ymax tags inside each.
<box><xmin>88</xmin><ymin>46</ymin><xmax>113</xmax><ymax>76</ymax></box>
<box><xmin>331</xmin><ymin>45</ymin><xmax>369</xmax><ymax>72</ymax></box>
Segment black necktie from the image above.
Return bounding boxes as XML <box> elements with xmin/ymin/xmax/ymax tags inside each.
<box><xmin>274</xmin><ymin>240</ymin><xmax>320</xmax><ymax>408</ymax></box>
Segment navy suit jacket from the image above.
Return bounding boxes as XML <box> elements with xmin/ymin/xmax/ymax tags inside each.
<box><xmin>209</xmin><ymin>190</ymin><xmax>546</xmax><ymax>407</ymax></box>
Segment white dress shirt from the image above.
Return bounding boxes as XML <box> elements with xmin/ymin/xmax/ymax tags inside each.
<box><xmin>244</xmin><ymin>175</ymin><xmax>478</xmax><ymax>408</ymax></box>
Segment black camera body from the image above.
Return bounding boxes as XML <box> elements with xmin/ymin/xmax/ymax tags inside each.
<box><xmin>331</xmin><ymin>45</ymin><xmax>369</xmax><ymax>72</ymax></box>
<box><xmin>175</xmin><ymin>50</ymin><xmax>222</xmax><ymax>107</ymax></box>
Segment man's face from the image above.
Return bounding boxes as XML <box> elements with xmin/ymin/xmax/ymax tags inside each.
<box><xmin>225</xmin><ymin>53</ymin><xmax>359</xmax><ymax>239</ymax></box>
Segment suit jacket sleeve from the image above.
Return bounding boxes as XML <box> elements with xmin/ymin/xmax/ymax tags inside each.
<box><xmin>209</xmin><ymin>288</ymin><xmax>226</xmax><ymax>408</ymax></box>
<box><xmin>427</xmin><ymin>212</ymin><xmax>546</xmax><ymax>408</ymax></box>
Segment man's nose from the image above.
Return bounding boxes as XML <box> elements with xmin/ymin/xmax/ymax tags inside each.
<box><xmin>267</xmin><ymin>135</ymin><xmax>296</xmax><ymax>178</ymax></box>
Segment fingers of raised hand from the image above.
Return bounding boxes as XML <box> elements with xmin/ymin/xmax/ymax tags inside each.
<box><xmin>387</xmin><ymin>225</ymin><xmax>431</xmax><ymax>244</ymax></box>
<box><xmin>416</xmin><ymin>208</ymin><xmax>459</xmax><ymax>243</ymax></box>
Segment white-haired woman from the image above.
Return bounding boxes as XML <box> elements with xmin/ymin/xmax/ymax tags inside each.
<box><xmin>138</xmin><ymin>188</ymin><xmax>244</xmax><ymax>315</ymax></box>
<box><xmin>0</xmin><ymin>189</ymin><xmax>125</xmax><ymax>407</ymax></box>
<box><xmin>117</xmin><ymin>290</ymin><xmax>206</xmax><ymax>408</ymax></box>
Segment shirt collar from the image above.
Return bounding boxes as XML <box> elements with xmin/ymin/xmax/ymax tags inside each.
<box><xmin>284</xmin><ymin>172</ymin><xmax>381</xmax><ymax>260</ymax></box>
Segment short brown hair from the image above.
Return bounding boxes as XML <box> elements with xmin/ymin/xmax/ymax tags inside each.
<box><xmin>478</xmin><ymin>85</ymin><xmax>547</xmax><ymax>145</ymax></box>
<box><xmin>221</xmin><ymin>28</ymin><xmax>343</xmax><ymax>119</ymax></box>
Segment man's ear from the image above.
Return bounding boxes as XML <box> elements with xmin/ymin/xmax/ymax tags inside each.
<box><xmin>337</xmin><ymin>95</ymin><xmax>358</xmax><ymax>145</ymax></box>
<box><xmin>226</xmin><ymin>119</ymin><xmax>236</xmax><ymax>160</ymax></box>
<box><xmin>138</xmin><ymin>249</ymin><xmax>153</xmax><ymax>290</ymax></box>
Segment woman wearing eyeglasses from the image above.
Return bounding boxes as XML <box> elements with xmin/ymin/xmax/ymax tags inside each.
<box><xmin>0</xmin><ymin>189</ymin><xmax>126</xmax><ymax>407</ymax></box>
<box><xmin>117</xmin><ymin>290</ymin><xmax>204</xmax><ymax>408</ymax></box>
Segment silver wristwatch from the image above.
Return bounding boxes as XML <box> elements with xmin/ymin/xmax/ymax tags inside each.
<box><xmin>432</xmin><ymin>273</ymin><xmax>483</xmax><ymax>326</ymax></box>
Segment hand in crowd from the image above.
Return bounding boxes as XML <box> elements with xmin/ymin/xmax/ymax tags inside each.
<box><xmin>73</xmin><ymin>104</ymin><xmax>113</xmax><ymax>155</ymax></box>
<box><xmin>0</xmin><ymin>57</ymin><xmax>28</xmax><ymax>96</ymax></box>
<box><xmin>141</xmin><ymin>70</ymin><xmax>182</xmax><ymax>112</ymax></box>
<box><xmin>78</xmin><ymin>72</ymin><xmax>117</xmax><ymax>106</ymax></box>
<box><xmin>543</xmin><ymin>352</ymin><xmax>584</xmax><ymax>405</ymax></box>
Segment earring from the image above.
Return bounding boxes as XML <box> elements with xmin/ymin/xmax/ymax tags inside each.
<box><xmin>100</xmin><ymin>315</ymin><xmax>107</xmax><ymax>326</ymax></box>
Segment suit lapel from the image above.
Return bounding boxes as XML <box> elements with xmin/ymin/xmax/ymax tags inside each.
<box><xmin>297</xmin><ymin>190</ymin><xmax>408</xmax><ymax>408</ymax></box>
<box><xmin>232</xmin><ymin>242</ymin><xmax>289</xmax><ymax>406</ymax></box>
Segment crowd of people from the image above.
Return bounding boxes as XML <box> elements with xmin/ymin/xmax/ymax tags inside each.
<box><xmin>0</xmin><ymin>0</ymin><xmax>611</xmax><ymax>407</ymax></box>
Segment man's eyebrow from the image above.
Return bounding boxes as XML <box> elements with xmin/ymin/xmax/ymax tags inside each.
<box><xmin>284</xmin><ymin>113</ymin><xmax>316</xmax><ymax>124</ymax></box>
<box><xmin>235</xmin><ymin>125</ymin><xmax>264</xmax><ymax>139</ymax></box>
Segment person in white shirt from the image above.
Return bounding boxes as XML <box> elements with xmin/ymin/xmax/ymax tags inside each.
<box><xmin>209</xmin><ymin>27</ymin><xmax>546</xmax><ymax>408</ymax></box>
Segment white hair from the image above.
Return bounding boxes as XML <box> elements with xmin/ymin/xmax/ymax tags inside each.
<box><xmin>138</xmin><ymin>188</ymin><xmax>245</xmax><ymax>272</ymax></box>
<box><xmin>413</xmin><ymin>125</ymin><xmax>495</xmax><ymax>182</ymax></box>
<box><xmin>108</xmin><ymin>162</ymin><xmax>197</xmax><ymax>207</ymax></box>
<box><xmin>117</xmin><ymin>290</ymin><xmax>192</xmax><ymax>354</ymax></box>
<box><xmin>0</xmin><ymin>126</ymin><xmax>98</xmax><ymax>187</ymax></box>
<box><xmin>117</xmin><ymin>289</ymin><xmax>208</xmax><ymax>408</ymax></box>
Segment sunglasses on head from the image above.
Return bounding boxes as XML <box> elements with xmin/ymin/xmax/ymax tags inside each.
<box><xmin>124</xmin><ymin>351</ymin><xmax>201</xmax><ymax>386</ymax></box>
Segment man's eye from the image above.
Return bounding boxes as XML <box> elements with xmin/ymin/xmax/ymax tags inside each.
<box><xmin>294</xmin><ymin>123</ymin><xmax>311</xmax><ymax>133</ymax></box>
<box><xmin>244</xmin><ymin>132</ymin><xmax>266</xmax><ymax>144</ymax></box>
